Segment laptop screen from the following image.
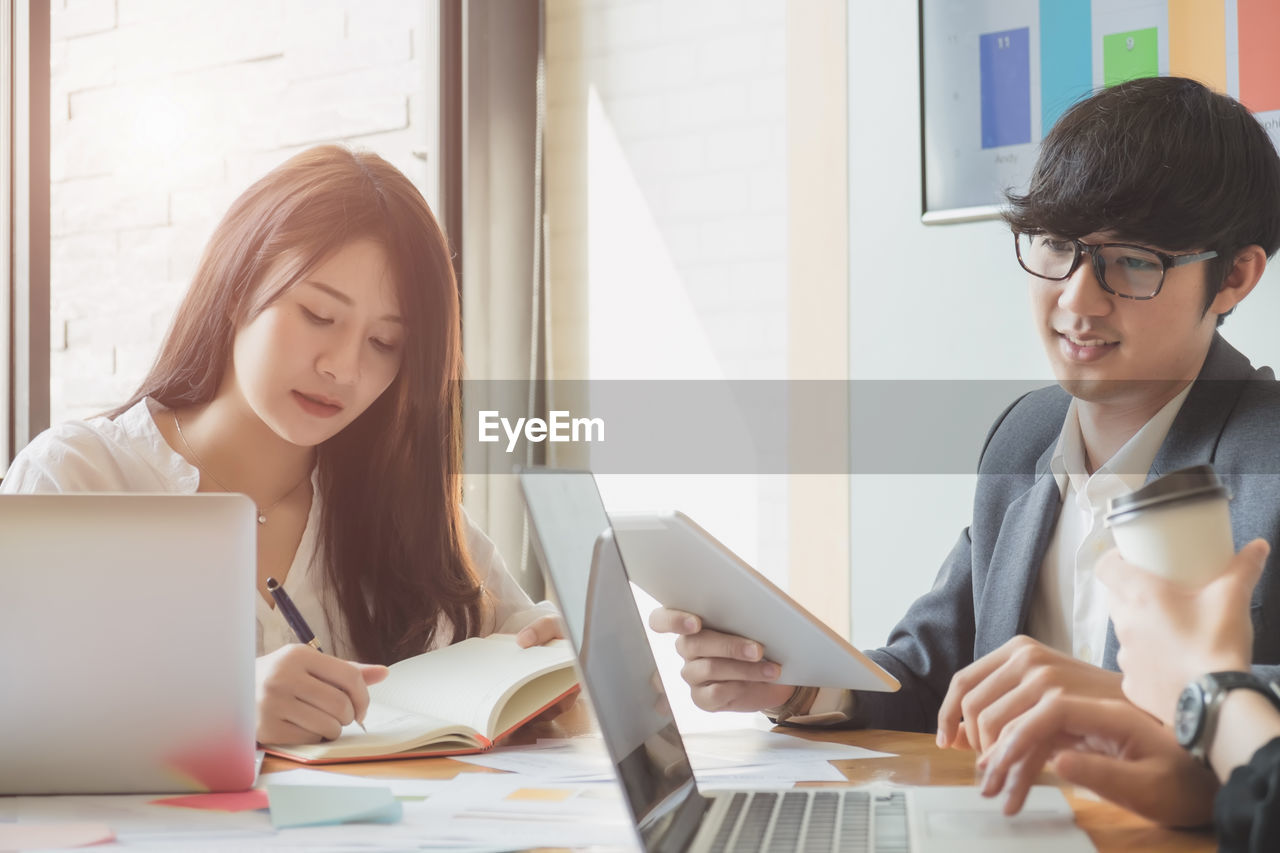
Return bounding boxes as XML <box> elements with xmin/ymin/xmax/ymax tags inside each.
<box><xmin>518</xmin><ymin>469</ymin><xmax>698</xmax><ymax>843</ymax></box>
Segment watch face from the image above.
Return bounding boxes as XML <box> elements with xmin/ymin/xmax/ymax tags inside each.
<box><xmin>1175</xmin><ymin>685</ymin><xmax>1204</xmax><ymax>747</ymax></box>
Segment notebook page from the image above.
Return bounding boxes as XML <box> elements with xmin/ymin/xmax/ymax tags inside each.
<box><xmin>369</xmin><ymin>635</ymin><xmax>573</xmax><ymax>736</ymax></box>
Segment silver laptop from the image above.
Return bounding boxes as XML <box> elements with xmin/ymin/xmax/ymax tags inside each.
<box><xmin>518</xmin><ymin>469</ymin><xmax>1096</xmax><ymax>853</ymax></box>
<box><xmin>0</xmin><ymin>494</ymin><xmax>259</xmax><ymax>794</ymax></box>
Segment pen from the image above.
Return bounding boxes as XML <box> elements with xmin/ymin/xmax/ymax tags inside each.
<box><xmin>266</xmin><ymin>576</ymin><xmax>367</xmax><ymax>732</ymax></box>
<box><xmin>266</xmin><ymin>576</ymin><xmax>322</xmax><ymax>652</ymax></box>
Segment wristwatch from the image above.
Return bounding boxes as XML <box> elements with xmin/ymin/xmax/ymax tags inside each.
<box><xmin>1174</xmin><ymin>671</ymin><xmax>1280</xmax><ymax>764</ymax></box>
<box><xmin>765</xmin><ymin>686</ymin><xmax>819</xmax><ymax>723</ymax></box>
<box><xmin>764</xmin><ymin>686</ymin><xmax>856</xmax><ymax>726</ymax></box>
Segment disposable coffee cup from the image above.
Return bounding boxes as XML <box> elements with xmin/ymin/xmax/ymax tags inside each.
<box><xmin>1104</xmin><ymin>465</ymin><xmax>1234</xmax><ymax>587</ymax></box>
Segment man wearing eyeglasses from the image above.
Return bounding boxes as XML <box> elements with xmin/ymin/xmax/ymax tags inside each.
<box><xmin>652</xmin><ymin>75</ymin><xmax>1280</xmax><ymax>760</ymax></box>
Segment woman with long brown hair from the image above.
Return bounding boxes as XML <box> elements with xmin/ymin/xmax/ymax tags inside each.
<box><xmin>1</xmin><ymin>145</ymin><xmax>562</xmax><ymax>745</ymax></box>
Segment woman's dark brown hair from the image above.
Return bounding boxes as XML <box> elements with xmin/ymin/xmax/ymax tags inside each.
<box><xmin>112</xmin><ymin>145</ymin><xmax>484</xmax><ymax>664</ymax></box>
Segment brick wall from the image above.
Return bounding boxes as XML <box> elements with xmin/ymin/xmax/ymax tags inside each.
<box><xmin>49</xmin><ymin>0</ymin><xmax>436</xmax><ymax>422</ymax></box>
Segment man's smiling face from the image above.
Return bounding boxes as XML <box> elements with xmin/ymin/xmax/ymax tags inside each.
<box><xmin>1030</xmin><ymin>232</ymin><xmax>1220</xmax><ymax>410</ymax></box>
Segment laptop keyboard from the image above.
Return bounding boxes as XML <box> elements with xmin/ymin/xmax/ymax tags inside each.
<box><xmin>707</xmin><ymin>790</ymin><xmax>909</xmax><ymax>853</ymax></box>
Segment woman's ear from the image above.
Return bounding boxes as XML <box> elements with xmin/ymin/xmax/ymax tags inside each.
<box><xmin>1208</xmin><ymin>245</ymin><xmax>1267</xmax><ymax>315</ymax></box>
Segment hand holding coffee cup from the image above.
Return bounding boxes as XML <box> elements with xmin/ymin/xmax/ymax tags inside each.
<box><xmin>1104</xmin><ymin>465</ymin><xmax>1234</xmax><ymax>587</ymax></box>
<box><xmin>1097</xmin><ymin>537</ymin><xmax>1267</xmax><ymax>722</ymax></box>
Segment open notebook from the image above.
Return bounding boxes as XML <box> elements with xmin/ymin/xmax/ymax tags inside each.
<box><xmin>263</xmin><ymin>634</ymin><xmax>578</xmax><ymax>764</ymax></box>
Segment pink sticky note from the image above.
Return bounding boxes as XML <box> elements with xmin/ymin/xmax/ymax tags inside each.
<box><xmin>150</xmin><ymin>789</ymin><xmax>271</xmax><ymax>812</ymax></box>
<box><xmin>0</xmin><ymin>823</ymin><xmax>115</xmax><ymax>849</ymax></box>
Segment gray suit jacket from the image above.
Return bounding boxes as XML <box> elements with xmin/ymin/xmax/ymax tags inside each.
<box><xmin>851</xmin><ymin>334</ymin><xmax>1280</xmax><ymax>732</ymax></box>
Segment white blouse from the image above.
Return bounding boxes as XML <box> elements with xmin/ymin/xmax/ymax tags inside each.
<box><xmin>1</xmin><ymin>397</ymin><xmax>554</xmax><ymax>659</ymax></box>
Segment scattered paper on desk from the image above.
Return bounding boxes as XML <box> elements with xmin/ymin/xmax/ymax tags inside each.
<box><xmin>453</xmin><ymin>741</ymin><xmax>613</xmax><ymax>780</ymax></box>
<box><xmin>681</xmin><ymin>729</ymin><xmax>896</xmax><ymax>765</ymax></box>
<box><xmin>506</xmin><ymin>786</ymin><xmax>576</xmax><ymax>802</ymax></box>
<box><xmin>151</xmin><ymin>789</ymin><xmax>270</xmax><ymax>812</ymax></box>
<box><xmin>398</xmin><ymin>773</ymin><xmax>632</xmax><ymax>848</ymax></box>
<box><xmin>0</xmin><ymin>822</ymin><xmax>115</xmax><ymax>849</ymax></box>
<box><xmin>266</xmin><ymin>783</ymin><xmax>402</xmax><ymax>829</ymax></box>
<box><xmin>0</xmin><ymin>794</ymin><xmax>270</xmax><ymax>838</ymax></box>
<box><xmin>534</xmin><ymin>730</ymin><xmax>896</xmax><ymax>766</ymax></box>
<box><xmin>260</xmin><ymin>767</ymin><xmax>451</xmax><ymax>798</ymax></box>
<box><xmin>696</xmin><ymin>762</ymin><xmax>842</xmax><ymax>786</ymax></box>
<box><xmin>454</xmin><ymin>731</ymin><xmax>894</xmax><ymax>784</ymax></box>
<box><xmin>411</xmin><ymin>773</ymin><xmax>623</xmax><ymax>812</ymax></box>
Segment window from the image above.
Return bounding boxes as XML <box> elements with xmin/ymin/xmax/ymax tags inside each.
<box><xmin>3</xmin><ymin>0</ymin><xmax>50</xmax><ymax>473</ymax></box>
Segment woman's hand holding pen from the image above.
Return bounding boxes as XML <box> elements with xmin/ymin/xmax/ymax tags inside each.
<box><xmin>258</xmin><ymin>575</ymin><xmax>388</xmax><ymax>744</ymax></box>
<box><xmin>254</xmin><ymin>645</ymin><xmax>388</xmax><ymax>745</ymax></box>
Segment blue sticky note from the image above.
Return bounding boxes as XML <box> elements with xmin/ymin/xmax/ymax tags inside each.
<box><xmin>266</xmin><ymin>783</ymin><xmax>403</xmax><ymax>829</ymax></box>
<box><xmin>980</xmin><ymin>27</ymin><xmax>1032</xmax><ymax>149</ymax></box>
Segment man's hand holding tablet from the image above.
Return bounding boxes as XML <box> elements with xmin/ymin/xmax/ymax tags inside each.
<box><xmin>647</xmin><ymin>607</ymin><xmax>795</xmax><ymax>713</ymax></box>
<box><xmin>613</xmin><ymin>511</ymin><xmax>898</xmax><ymax>719</ymax></box>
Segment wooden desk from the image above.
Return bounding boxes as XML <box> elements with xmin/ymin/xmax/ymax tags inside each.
<box><xmin>264</xmin><ymin>701</ymin><xmax>1215</xmax><ymax>852</ymax></box>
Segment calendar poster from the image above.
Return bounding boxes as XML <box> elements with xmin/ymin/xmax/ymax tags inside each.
<box><xmin>921</xmin><ymin>0</ymin><xmax>1280</xmax><ymax>222</ymax></box>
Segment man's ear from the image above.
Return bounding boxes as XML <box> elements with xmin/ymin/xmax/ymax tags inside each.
<box><xmin>1208</xmin><ymin>245</ymin><xmax>1267</xmax><ymax>315</ymax></box>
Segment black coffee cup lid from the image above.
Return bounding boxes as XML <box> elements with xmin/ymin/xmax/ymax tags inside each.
<box><xmin>1105</xmin><ymin>464</ymin><xmax>1231</xmax><ymax>524</ymax></box>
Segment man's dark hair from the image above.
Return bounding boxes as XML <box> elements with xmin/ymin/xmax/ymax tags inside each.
<box><xmin>1004</xmin><ymin>76</ymin><xmax>1280</xmax><ymax>322</ymax></box>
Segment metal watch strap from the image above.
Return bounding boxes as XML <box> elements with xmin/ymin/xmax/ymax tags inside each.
<box><xmin>1204</xmin><ymin>671</ymin><xmax>1280</xmax><ymax>712</ymax></box>
<box><xmin>1188</xmin><ymin>671</ymin><xmax>1280</xmax><ymax>764</ymax></box>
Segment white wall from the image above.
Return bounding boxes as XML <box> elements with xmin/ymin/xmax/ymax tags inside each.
<box><xmin>846</xmin><ymin>3</ymin><xmax>1280</xmax><ymax>650</ymax></box>
<box><xmin>545</xmin><ymin>0</ymin><xmax>791</xmax><ymax>734</ymax></box>
<box><xmin>546</xmin><ymin>0</ymin><xmax>789</xmax><ymax>579</ymax></box>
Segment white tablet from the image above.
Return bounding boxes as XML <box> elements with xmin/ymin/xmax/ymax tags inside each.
<box><xmin>609</xmin><ymin>511</ymin><xmax>899</xmax><ymax>692</ymax></box>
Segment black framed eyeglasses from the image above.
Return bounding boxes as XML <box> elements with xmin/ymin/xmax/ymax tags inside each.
<box><xmin>1014</xmin><ymin>232</ymin><xmax>1218</xmax><ymax>300</ymax></box>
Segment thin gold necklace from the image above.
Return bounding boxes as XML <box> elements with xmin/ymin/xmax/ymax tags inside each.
<box><xmin>172</xmin><ymin>410</ymin><xmax>311</xmax><ymax>525</ymax></box>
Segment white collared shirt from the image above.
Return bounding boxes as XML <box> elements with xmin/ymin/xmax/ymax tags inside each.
<box><xmin>1025</xmin><ymin>383</ymin><xmax>1193</xmax><ymax>665</ymax></box>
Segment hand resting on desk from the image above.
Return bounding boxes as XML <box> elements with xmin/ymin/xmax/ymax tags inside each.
<box><xmin>647</xmin><ymin>607</ymin><xmax>793</xmax><ymax>712</ymax></box>
<box><xmin>980</xmin><ymin>542</ymin><xmax>1276</xmax><ymax>829</ymax></box>
<box><xmin>976</xmin><ymin>693</ymin><xmax>1218</xmax><ymax>826</ymax></box>
<box><xmin>935</xmin><ymin>635</ymin><xmax>1124</xmax><ymax>755</ymax></box>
